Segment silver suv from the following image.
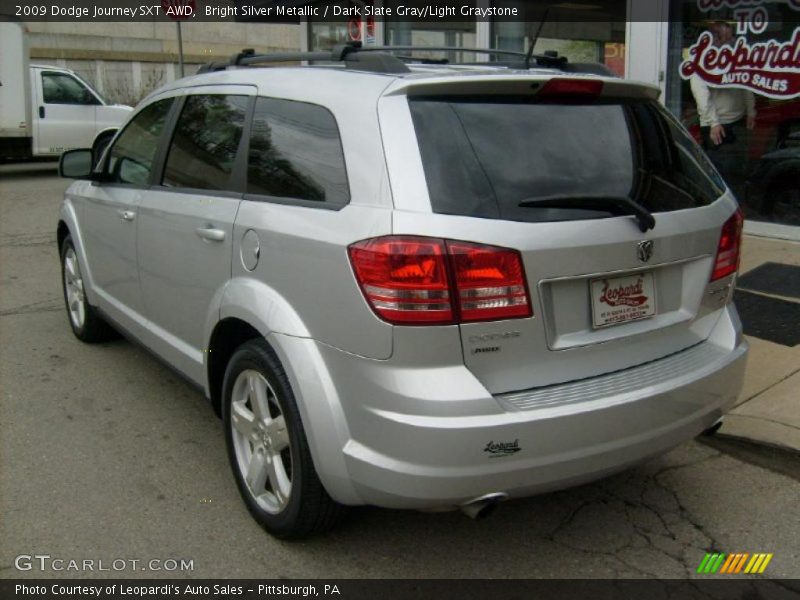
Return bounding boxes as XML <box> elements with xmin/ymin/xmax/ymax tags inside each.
<box><xmin>57</xmin><ymin>45</ymin><xmax>748</xmax><ymax>538</ymax></box>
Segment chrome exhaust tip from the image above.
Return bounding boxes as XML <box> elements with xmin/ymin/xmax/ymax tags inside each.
<box><xmin>459</xmin><ymin>492</ymin><xmax>508</xmax><ymax>520</ymax></box>
<box><xmin>701</xmin><ymin>418</ymin><xmax>724</xmax><ymax>437</ymax></box>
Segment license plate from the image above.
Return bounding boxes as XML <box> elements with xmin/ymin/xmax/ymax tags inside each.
<box><xmin>590</xmin><ymin>272</ymin><xmax>657</xmax><ymax>328</ymax></box>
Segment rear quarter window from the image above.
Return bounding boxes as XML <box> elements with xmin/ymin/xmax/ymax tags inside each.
<box><xmin>246</xmin><ymin>97</ymin><xmax>350</xmax><ymax>208</ymax></box>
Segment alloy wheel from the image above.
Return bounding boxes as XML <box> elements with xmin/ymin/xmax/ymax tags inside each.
<box><xmin>63</xmin><ymin>247</ymin><xmax>86</xmax><ymax>330</ymax></box>
<box><xmin>230</xmin><ymin>369</ymin><xmax>293</xmax><ymax>514</ymax></box>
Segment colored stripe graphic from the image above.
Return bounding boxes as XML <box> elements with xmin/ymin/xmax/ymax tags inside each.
<box><xmin>712</xmin><ymin>554</ymin><xmax>726</xmax><ymax>573</ymax></box>
<box><xmin>698</xmin><ymin>553</ymin><xmax>727</xmax><ymax>573</ymax></box>
<box><xmin>758</xmin><ymin>554</ymin><xmax>773</xmax><ymax>573</ymax></box>
<box><xmin>744</xmin><ymin>555</ymin><xmax>759</xmax><ymax>573</ymax></box>
<box><xmin>734</xmin><ymin>553</ymin><xmax>750</xmax><ymax>573</ymax></box>
<box><xmin>697</xmin><ymin>554</ymin><xmax>712</xmax><ymax>573</ymax></box>
<box><xmin>704</xmin><ymin>552</ymin><xmax>774</xmax><ymax>574</ymax></box>
<box><xmin>721</xmin><ymin>553</ymin><xmax>739</xmax><ymax>574</ymax></box>
<box><xmin>720</xmin><ymin>554</ymin><xmax>736</xmax><ymax>573</ymax></box>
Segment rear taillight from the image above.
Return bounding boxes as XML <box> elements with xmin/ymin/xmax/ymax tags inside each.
<box><xmin>348</xmin><ymin>236</ymin><xmax>533</xmax><ymax>326</ymax></box>
<box><xmin>447</xmin><ymin>241</ymin><xmax>531</xmax><ymax>323</ymax></box>
<box><xmin>347</xmin><ymin>236</ymin><xmax>453</xmax><ymax>325</ymax></box>
<box><xmin>711</xmin><ymin>209</ymin><xmax>744</xmax><ymax>281</ymax></box>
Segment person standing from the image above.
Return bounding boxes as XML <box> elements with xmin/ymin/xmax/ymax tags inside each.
<box><xmin>689</xmin><ymin>21</ymin><xmax>756</xmax><ymax>194</ymax></box>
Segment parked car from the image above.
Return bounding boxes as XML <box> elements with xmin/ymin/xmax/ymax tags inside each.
<box><xmin>56</xmin><ymin>44</ymin><xmax>748</xmax><ymax>539</ymax></box>
<box><xmin>0</xmin><ymin>21</ymin><xmax>132</xmax><ymax>161</ymax></box>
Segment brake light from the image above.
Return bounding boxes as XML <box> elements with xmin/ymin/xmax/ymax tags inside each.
<box><xmin>537</xmin><ymin>78</ymin><xmax>604</xmax><ymax>99</ymax></box>
<box><xmin>348</xmin><ymin>236</ymin><xmax>453</xmax><ymax>324</ymax></box>
<box><xmin>348</xmin><ymin>236</ymin><xmax>532</xmax><ymax>325</ymax></box>
<box><xmin>447</xmin><ymin>241</ymin><xmax>531</xmax><ymax>323</ymax></box>
<box><xmin>711</xmin><ymin>209</ymin><xmax>744</xmax><ymax>281</ymax></box>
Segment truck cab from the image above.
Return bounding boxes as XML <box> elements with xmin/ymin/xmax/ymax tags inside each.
<box><xmin>0</xmin><ymin>21</ymin><xmax>132</xmax><ymax>161</ymax></box>
<box><xmin>29</xmin><ymin>65</ymin><xmax>132</xmax><ymax>157</ymax></box>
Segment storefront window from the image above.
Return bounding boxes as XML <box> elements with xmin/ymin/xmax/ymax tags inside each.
<box><xmin>667</xmin><ymin>0</ymin><xmax>800</xmax><ymax>226</ymax></box>
<box><xmin>309</xmin><ymin>21</ymin><xmax>352</xmax><ymax>49</ymax></box>
<box><xmin>490</xmin><ymin>0</ymin><xmax>627</xmax><ymax>76</ymax></box>
<box><xmin>384</xmin><ymin>21</ymin><xmax>477</xmax><ymax>62</ymax></box>
<box><xmin>308</xmin><ymin>0</ymin><xmax>376</xmax><ymax>50</ymax></box>
<box><xmin>309</xmin><ymin>2</ymin><xmax>476</xmax><ymax>62</ymax></box>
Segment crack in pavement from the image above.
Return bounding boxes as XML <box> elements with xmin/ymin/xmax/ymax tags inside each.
<box><xmin>542</xmin><ymin>451</ymin><xmax>728</xmax><ymax>578</ymax></box>
<box><xmin>735</xmin><ymin>366</ymin><xmax>800</xmax><ymax>409</ymax></box>
<box><xmin>0</xmin><ymin>240</ymin><xmax>56</xmax><ymax>248</ymax></box>
<box><xmin>0</xmin><ymin>297</ymin><xmax>62</xmax><ymax>317</ymax></box>
<box><xmin>0</xmin><ymin>232</ymin><xmax>56</xmax><ymax>247</ymax></box>
<box><xmin>651</xmin><ymin>456</ymin><xmax>725</xmax><ymax>576</ymax></box>
<box><xmin>725</xmin><ymin>413</ymin><xmax>800</xmax><ymax>433</ymax></box>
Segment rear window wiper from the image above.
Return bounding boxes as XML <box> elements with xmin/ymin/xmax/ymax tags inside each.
<box><xmin>517</xmin><ymin>195</ymin><xmax>656</xmax><ymax>232</ymax></box>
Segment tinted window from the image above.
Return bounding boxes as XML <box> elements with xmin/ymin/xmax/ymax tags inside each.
<box><xmin>247</xmin><ymin>98</ymin><xmax>349</xmax><ymax>205</ymax></box>
<box><xmin>162</xmin><ymin>95</ymin><xmax>249</xmax><ymax>191</ymax></box>
<box><xmin>409</xmin><ymin>97</ymin><xmax>725</xmax><ymax>223</ymax></box>
<box><xmin>42</xmin><ymin>73</ymin><xmax>98</xmax><ymax>105</ymax></box>
<box><xmin>631</xmin><ymin>102</ymin><xmax>726</xmax><ymax>212</ymax></box>
<box><xmin>106</xmin><ymin>98</ymin><xmax>173</xmax><ymax>186</ymax></box>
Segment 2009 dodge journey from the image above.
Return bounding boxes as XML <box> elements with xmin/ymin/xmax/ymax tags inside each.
<box><xmin>57</xmin><ymin>45</ymin><xmax>748</xmax><ymax>538</ymax></box>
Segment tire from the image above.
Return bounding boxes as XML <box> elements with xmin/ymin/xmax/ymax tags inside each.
<box><xmin>60</xmin><ymin>235</ymin><xmax>117</xmax><ymax>343</ymax></box>
<box><xmin>222</xmin><ymin>338</ymin><xmax>346</xmax><ymax>539</ymax></box>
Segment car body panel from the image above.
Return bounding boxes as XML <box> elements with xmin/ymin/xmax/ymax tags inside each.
<box><xmin>137</xmin><ymin>188</ymin><xmax>242</xmax><ymax>381</ymax></box>
<box><xmin>79</xmin><ymin>183</ymin><xmax>145</xmax><ymax>314</ymax></box>
<box><xmin>287</xmin><ymin>305</ymin><xmax>746</xmax><ymax>508</ymax></box>
<box><xmin>226</xmin><ymin>202</ymin><xmax>394</xmax><ymax>359</ymax></box>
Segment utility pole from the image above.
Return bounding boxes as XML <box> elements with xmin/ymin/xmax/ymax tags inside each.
<box><xmin>177</xmin><ymin>21</ymin><xmax>185</xmax><ymax>77</ymax></box>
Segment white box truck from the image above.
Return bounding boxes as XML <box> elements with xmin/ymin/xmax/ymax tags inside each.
<box><xmin>0</xmin><ymin>21</ymin><xmax>132</xmax><ymax>161</ymax></box>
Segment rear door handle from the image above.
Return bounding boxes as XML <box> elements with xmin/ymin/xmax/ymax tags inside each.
<box><xmin>195</xmin><ymin>226</ymin><xmax>225</xmax><ymax>242</ymax></box>
<box><xmin>118</xmin><ymin>210</ymin><xmax>136</xmax><ymax>222</ymax></box>
<box><xmin>39</xmin><ymin>106</ymin><xmax>45</xmax><ymax>119</ymax></box>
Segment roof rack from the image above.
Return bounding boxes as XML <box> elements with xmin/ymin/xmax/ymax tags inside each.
<box><xmin>197</xmin><ymin>42</ymin><xmax>411</xmax><ymax>74</ymax></box>
<box><xmin>197</xmin><ymin>42</ymin><xmax>613</xmax><ymax>76</ymax></box>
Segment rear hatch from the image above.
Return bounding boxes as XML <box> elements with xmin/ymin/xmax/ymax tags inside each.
<box><xmin>382</xmin><ymin>75</ymin><xmax>739</xmax><ymax>394</ymax></box>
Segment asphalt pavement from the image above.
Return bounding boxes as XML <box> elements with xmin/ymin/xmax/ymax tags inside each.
<box><xmin>1</xmin><ymin>162</ymin><xmax>799</xmax><ymax>580</ymax></box>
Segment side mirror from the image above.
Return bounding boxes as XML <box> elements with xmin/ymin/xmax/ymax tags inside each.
<box><xmin>59</xmin><ymin>149</ymin><xmax>94</xmax><ymax>179</ymax></box>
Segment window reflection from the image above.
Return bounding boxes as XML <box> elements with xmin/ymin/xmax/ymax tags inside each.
<box><xmin>490</xmin><ymin>0</ymin><xmax>627</xmax><ymax>76</ymax></box>
<box><xmin>107</xmin><ymin>99</ymin><xmax>173</xmax><ymax>186</ymax></box>
<box><xmin>667</xmin><ymin>0</ymin><xmax>800</xmax><ymax>226</ymax></box>
<box><xmin>247</xmin><ymin>98</ymin><xmax>349</xmax><ymax>205</ymax></box>
<box><xmin>162</xmin><ymin>95</ymin><xmax>248</xmax><ymax>191</ymax></box>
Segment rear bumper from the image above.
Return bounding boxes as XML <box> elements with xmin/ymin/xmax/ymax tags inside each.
<box><xmin>278</xmin><ymin>305</ymin><xmax>747</xmax><ymax>509</ymax></box>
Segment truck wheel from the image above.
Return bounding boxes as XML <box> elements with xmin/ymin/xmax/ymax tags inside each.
<box><xmin>222</xmin><ymin>338</ymin><xmax>346</xmax><ymax>539</ymax></box>
<box><xmin>60</xmin><ymin>235</ymin><xmax>117</xmax><ymax>342</ymax></box>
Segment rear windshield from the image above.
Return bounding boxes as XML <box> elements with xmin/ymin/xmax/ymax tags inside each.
<box><xmin>408</xmin><ymin>96</ymin><xmax>726</xmax><ymax>223</ymax></box>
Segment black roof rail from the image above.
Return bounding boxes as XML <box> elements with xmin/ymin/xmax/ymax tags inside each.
<box><xmin>198</xmin><ymin>41</ymin><xmax>412</xmax><ymax>74</ymax></box>
<box><xmin>352</xmin><ymin>46</ymin><xmax>578</xmax><ymax>71</ymax></box>
<box><xmin>358</xmin><ymin>46</ymin><xmax>528</xmax><ymax>59</ymax></box>
<box><xmin>196</xmin><ymin>43</ymin><xmax>616</xmax><ymax>77</ymax></box>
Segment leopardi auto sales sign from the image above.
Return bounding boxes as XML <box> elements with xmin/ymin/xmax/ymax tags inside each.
<box><xmin>680</xmin><ymin>0</ymin><xmax>800</xmax><ymax>99</ymax></box>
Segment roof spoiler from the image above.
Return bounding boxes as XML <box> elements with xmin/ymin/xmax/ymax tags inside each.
<box><xmin>386</xmin><ymin>76</ymin><xmax>661</xmax><ymax>101</ymax></box>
